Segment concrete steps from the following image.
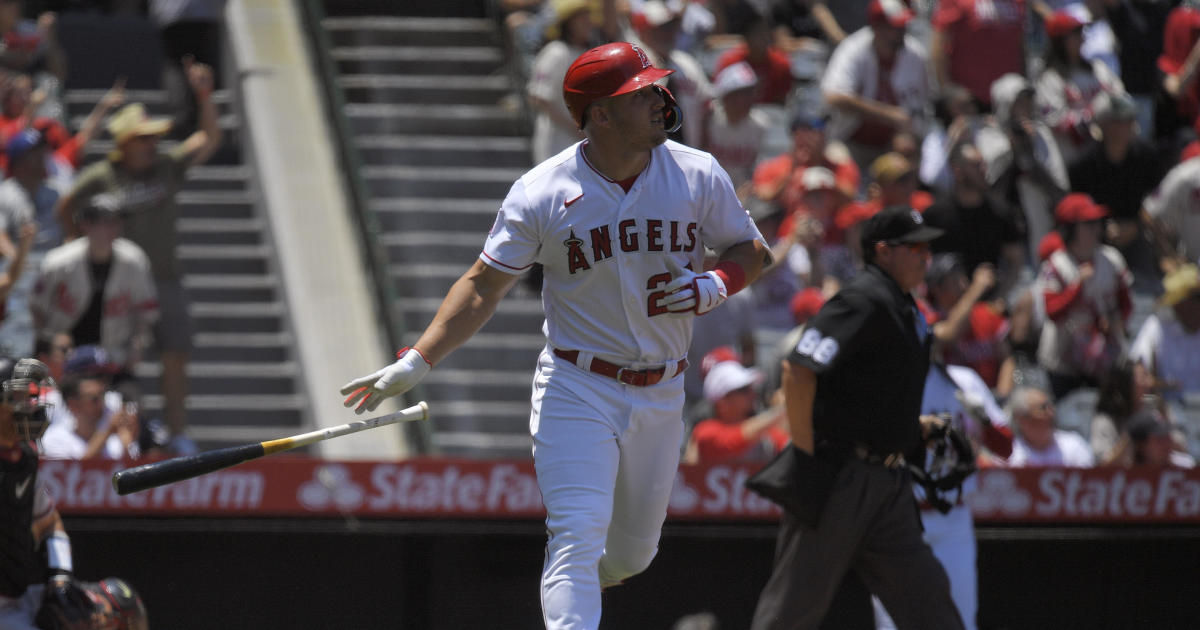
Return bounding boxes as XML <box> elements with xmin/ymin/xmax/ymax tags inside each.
<box><xmin>322</xmin><ymin>6</ymin><xmax>540</xmax><ymax>458</ymax></box>
<box><xmin>65</xmin><ymin>85</ymin><xmax>307</xmax><ymax>452</ymax></box>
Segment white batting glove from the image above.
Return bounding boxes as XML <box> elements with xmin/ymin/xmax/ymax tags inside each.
<box><xmin>340</xmin><ymin>347</ymin><xmax>432</xmax><ymax>414</ymax></box>
<box><xmin>662</xmin><ymin>270</ymin><xmax>728</xmax><ymax>315</ymax></box>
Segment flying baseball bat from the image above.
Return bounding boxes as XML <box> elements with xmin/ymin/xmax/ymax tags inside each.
<box><xmin>111</xmin><ymin>401</ymin><xmax>430</xmax><ymax>496</ymax></box>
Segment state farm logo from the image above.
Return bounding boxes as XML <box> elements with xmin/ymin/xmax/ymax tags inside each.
<box><xmin>364</xmin><ymin>463</ymin><xmax>543</xmax><ymax>514</ymax></box>
<box><xmin>669</xmin><ymin>466</ymin><xmax>779</xmax><ymax>517</ymax></box>
<box><xmin>298</xmin><ymin>464</ymin><xmax>364</xmax><ymax>511</ymax></box>
<box><xmin>966</xmin><ymin>470</ymin><xmax>1031</xmax><ymax>517</ymax></box>
<box><xmin>40</xmin><ymin>460</ymin><xmax>264</xmax><ymax>510</ymax></box>
<box><xmin>968</xmin><ymin>468</ymin><xmax>1200</xmax><ymax>520</ymax></box>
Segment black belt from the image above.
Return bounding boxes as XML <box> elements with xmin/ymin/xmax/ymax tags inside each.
<box><xmin>553</xmin><ymin>349</ymin><xmax>687</xmax><ymax>387</ymax></box>
<box><xmin>853</xmin><ymin>445</ymin><xmax>907</xmax><ymax>469</ymax></box>
<box><xmin>818</xmin><ymin>441</ymin><xmax>907</xmax><ymax>469</ymax></box>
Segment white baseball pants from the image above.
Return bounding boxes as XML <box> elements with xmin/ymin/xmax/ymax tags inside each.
<box><xmin>531</xmin><ymin>348</ymin><xmax>686</xmax><ymax>630</ymax></box>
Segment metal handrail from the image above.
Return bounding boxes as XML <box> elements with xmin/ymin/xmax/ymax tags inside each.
<box><xmin>293</xmin><ymin>0</ymin><xmax>433</xmax><ymax>455</ymax></box>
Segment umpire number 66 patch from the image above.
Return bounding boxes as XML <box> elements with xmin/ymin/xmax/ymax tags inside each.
<box><xmin>796</xmin><ymin>328</ymin><xmax>839</xmax><ymax>365</ymax></box>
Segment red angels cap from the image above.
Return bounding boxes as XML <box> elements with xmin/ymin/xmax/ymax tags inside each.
<box><xmin>867</xmin><ymin>0</ymin><xmax>914</xmax><ymax>28</ymax></box>
<box><xmin>790</xmin><ymin>288</ymin><xmax>826</xmax><ymax>325</ymax></box>
<box><xmin>1044</xmin><ymin>11</ymin><xmax>1085</xmax><ymax>38</ymax></box>
<box><xmin>713</xmin><ymin>61</ymin><xmax>758</xmax><ymax>98</ymax></box>
<box><xmin>562</xmin><ymin>42</ymin><xmax>675</xmax><ymax>128</ymax></box>
<box><xmin>1054</xmin><ymin>193</ymin><xmax>1109</xmax><ymax>224</ymax></box>
<box><xmin>700</xmin><ymin>346</ymin><xmax>741</xmax><ymax>379</ymax></box>
<box><xmin>1158</xmin><ymin>7</ymin><xmax>1200</xmax><ymax>75</ymax></box>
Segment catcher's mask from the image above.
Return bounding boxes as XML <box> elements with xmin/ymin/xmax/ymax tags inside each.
<box><xmin>95</xmin><ymin>577</ymin><xmax>150</xmax><ymax>630</ymax></box>
<box><xmin>2</xmin><ymin>358</ymin><xmax>55</xmax><ymax>441</ymax></box>
<box><xmin>36</xmin><ymin>576</ymin><xmax>149</xmax><ymax>630</ymax></box>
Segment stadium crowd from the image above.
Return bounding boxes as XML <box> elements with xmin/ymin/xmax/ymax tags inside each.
<box><xmin>0</xmin><ymin>0</ymin><xmax>224</xmax><ymax>462</ymax></box>
<box><xmin>512</xmin><ymin>0</ymin><xmax>1200</xmax><ymax>472</ymax></box>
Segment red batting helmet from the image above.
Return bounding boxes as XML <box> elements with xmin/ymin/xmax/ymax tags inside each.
<box><xmin>562</xmin><ymin>42</ymin><xmax>681</xmax><ymax>132</ymax></box>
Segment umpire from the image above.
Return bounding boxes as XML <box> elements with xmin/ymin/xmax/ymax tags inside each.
<box><xmin>748</xmin><ymin>205</ymin><xmax>965</xmax><ymax>630</ymax></box>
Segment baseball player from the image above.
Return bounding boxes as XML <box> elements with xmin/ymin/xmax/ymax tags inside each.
<box><xmin>341</xmin><ymin>42</ymin><xmax>769</xmax><ymax>630</ymax></box>
<box><xmin>0</xmin><ymin>358</ymin><xmax>148</xmax><ymax>630</ymax></box>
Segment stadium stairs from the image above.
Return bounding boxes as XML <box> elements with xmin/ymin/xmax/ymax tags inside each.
<box><xmin>63</xmin><ymin>89</ymin><xmax>308</xmax><ymax>451</ymax></box>
<box><xmin>59</xmin><ymin>15</ymin><xmax>309</xmax><ymax>452</ymax></box>
<box><xmin>319</xmin><ymin>0</ymin><xmax>543</xmax><ymax>458</ymax></box>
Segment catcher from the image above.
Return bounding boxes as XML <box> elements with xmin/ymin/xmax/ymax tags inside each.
<box><xmin>0</xmin><ymin>358</ymin><xmax>148</xmax><ymax>630</ymax></box>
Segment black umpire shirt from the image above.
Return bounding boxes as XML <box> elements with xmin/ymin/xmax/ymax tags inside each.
<box><xmin>786</xmin><ymin>264</ymin><xmax>931</xmax><ymax>456</ymax></box>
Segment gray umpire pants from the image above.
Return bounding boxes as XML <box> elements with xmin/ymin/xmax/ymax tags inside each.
<box><xmin>750</xmin><ymin>458</ymin><xmax>965</xmax><ymax>630</ymax></box>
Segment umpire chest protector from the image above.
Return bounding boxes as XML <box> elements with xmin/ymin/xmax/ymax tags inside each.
<box><xmin>790</xmin><ymin>265</ymin><xmax>931</xmax><ymax>455</ymax></box>
<box><xmin>0</xmin><ymin>441</ymin><xmax>42</xmax><ymax>597</ymax></box>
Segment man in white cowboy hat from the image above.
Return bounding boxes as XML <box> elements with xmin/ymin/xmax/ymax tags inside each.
<box><xmin>1130</xmin><ymin>263</ymin><xmax>1200</xmax><ymax>403</ymax></box>
<box><xmin>51</xmin><ymin>58</ymin><xmax>222</xmax><ymax>449</ymax></box>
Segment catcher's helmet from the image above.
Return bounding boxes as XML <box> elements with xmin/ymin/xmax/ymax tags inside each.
<box><xmin>36</xmin><ymin>576</ymin><xmax>149</xmax><ymax>630</ymax></box>
<box><xmin>562</xmin><ymin>42</ymin><xmax>681</xmax><ymax>132</ymax></box>
<box><xmin>2</xmin><ymin>358</ymin><xmax>54</xmax><ymax>441</ymax></box>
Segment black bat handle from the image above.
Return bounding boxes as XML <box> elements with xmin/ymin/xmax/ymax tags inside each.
<box><xmin>112</xmin><ymin>443</ymin><xmax>266</xmax><ymax>495</ymax></box>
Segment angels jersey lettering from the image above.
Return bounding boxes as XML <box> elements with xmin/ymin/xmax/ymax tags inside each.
<box><xmin>481</xmin><ymin>140</ymin><xmax>765</xmax><ymax>365</ymax></box>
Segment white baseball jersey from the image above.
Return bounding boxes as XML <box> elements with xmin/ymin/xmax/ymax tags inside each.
<box><xmin>1009</xmin><ymin>430</ymin><xmax>1095</xmax><ymax>467</ymax></box>
<box><xmin>1142</xmin><ymin>157</ymin><xmax>1200</xmax><ymax>263</ymax></box>
<box><xmin>527</xmin><ymin>40</ymin><xmax>587</xmax><ymax>164</ymax></box>
<box><xmin>705</xmin><ymin>104</ymin><xmax>769</xmax><ymax>188</ymax></box>
<box><xmin>1130</xmin><ymin>313</ymin><xmax>1200</xmax><ymax>400</ymax></box>
<box><xmin>481</xmin><ymin>140</ymin><xmax>766</xmax><ymax>365</ymax></box>
<box><xmin>820</xmin><ymin>27</ymin><xmax>932</xmax><ymax>141</ymax></box>
<box><xmin>1035</xmin><ymin>245</ymin><xmax>1131</xmax><ymax>375</ymax></box>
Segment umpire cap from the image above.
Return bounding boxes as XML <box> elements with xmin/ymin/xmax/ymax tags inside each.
<box><xmin>861</xmin><ymin>205</ymin><xmax>943</xmax><ymax>249</ymax></box>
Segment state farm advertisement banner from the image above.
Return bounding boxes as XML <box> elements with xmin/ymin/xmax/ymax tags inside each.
<box><xmin>41</xmin><ymin>458</ymin><xmax>1200</xmax><ymax>523</ymax></box>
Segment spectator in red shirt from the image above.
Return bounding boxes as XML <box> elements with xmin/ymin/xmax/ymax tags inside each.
<box><xmin>0</xmin><ymin>73</ymin><xmax>125</xmax><ymax>179</ymax></box>
<box><xmin>922</xmin><ymin>253</ymin><xmax>1016</xmax><ymax>398</ymax></box>
<box><xmin>751</xmin><ymin>112</ymin><xmax>860</xmax><ymax>217</ymax></box>
<box><xmin>931</xmin><ymin>0</ymin><xmax>1027</xmax><ymax>108</ymax></box>
<box><xmin>713</xmin><ymin>12</ymin><xmax>793</xmax><ymax>105</ymax></box>
<box><xmin>686</xmin><ymin>359</ymin><xmax>788</xmax><ymax>464</ymax></box>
